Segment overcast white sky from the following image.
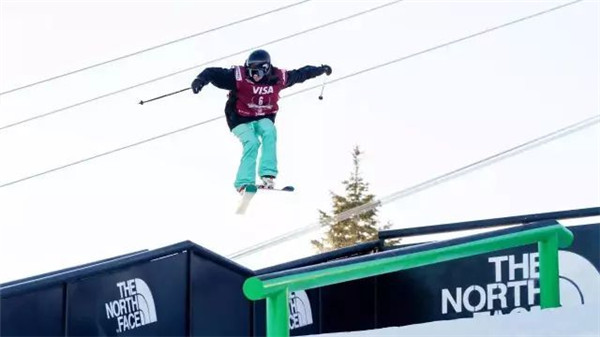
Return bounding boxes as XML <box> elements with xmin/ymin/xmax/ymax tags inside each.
<box><xmin>1</xmin><ymin>0</ymin><xmax>599</xmax><ymax>283</ymax></box>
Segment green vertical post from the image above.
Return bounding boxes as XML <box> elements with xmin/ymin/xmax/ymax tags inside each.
<box><xmin>266</xmin><ymin>289</ymin><xmax>289</xmax><ymax>337</ymax></box>
<box><xmin>538</xmin><ymin>234</ymin><xmax>560</xmax><ymax>308</ymax></box>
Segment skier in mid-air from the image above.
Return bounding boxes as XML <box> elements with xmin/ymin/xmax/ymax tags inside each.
<box><xmin>191</xmin><ymin>49</ymin><xmax>332</xmax><ymax>194</ymax></box>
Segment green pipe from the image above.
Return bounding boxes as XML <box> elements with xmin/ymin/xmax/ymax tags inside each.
<box><xmin>266</xmin><ymin>290</ymin><xmax>289</xmax><ymax>337</ymax></box>
<box><xmin>244</xmin><ymin>224</ymin><xmax>573</xmax><ymax>337</ymax></box>
<box><xmin>539</xmin><ymin>234</ymin><xmax>560</xmax><ymax>308</ymax></box>
<box><xmin>244</xmin><ymin>225</ymin><xmax>572</xmax><ymax>300</ymax></box>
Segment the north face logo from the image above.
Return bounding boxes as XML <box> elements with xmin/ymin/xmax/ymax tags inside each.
<box><xmin>441</xmin><ymin>251</ymin><xmax>600</xmax><ymax>316</ymax></box>
<box><xmin>105</xmin><ymin>278</ymin><xmax>158</xmax><ymax>333</ymax></box>
<box><xmin>289</xmin><ymin>290</ymin><xmax>313</xmax><ymax>330</ymax></box>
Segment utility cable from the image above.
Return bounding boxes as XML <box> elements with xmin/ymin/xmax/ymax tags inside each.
<box><xmin>0</xmin><ymin>0</ymin><xmax>584</xmax><ymax>189</ymax></box>
<box><xmin>0</xmin><ymin>0</ymin><xmax>406</xmax><ymax>132</ymax></box>
<box><xmin>0</xmin><ymin>0</ymin><xmax>313</xmax><ymax>96</ymax></box>
<box><xmin>285</xmin><ymin>0</ymin><xmax>585</xmax><ymax>99</ymax></box>
<box><xmin>227</xmin><ymin>113</ymin><xmax>600</xmax><ymax>259</ymax></box>
<box><xmin>0</xmin><ymin>115</ymin><xmax>222</xmax><ymax>189</ymax></box>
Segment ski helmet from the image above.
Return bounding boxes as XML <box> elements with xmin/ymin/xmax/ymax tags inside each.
<box><xmin>245</xmin><ymin>49</ymin><xmax>272</xmax><ymax>78</ymax></box>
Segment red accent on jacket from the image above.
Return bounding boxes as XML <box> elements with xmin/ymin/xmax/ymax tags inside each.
<box><xmin>233</xmin><ymin>66</ymin><xmax>286</xmax><ymax>117</ymax></box>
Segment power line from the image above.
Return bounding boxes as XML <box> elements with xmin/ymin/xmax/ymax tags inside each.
<box><xmin>0</xmin><ymin>0</ymin><xmax>313</xmax><ymax>96</ymax></box>
<box><xmin>286</xmin><ymin>0</ymin><xmax>585</xmax><ymax>99</ymax></box>
<box><xmin>0</xmin><ymin>0</ymin><xmax>406</xmax><ymax>132</ymax></box>
<box><xmin>0</xmin><ymin>0</ymin><xmax>584</xmax><ymax>189</ymax></box>
<box><xmin>227</xmin><ymin>114</ymin><xmax>600</xmax><ymax>259</ymax></box>
<box><xmin>0</xmin><ymin>115</ymin><xmax>224</xmax><ymax>189</ymax></box>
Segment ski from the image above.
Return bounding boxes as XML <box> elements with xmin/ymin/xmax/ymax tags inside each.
<box><xmin>235</xmin><ymin>185</ymin><xmax>294</xmax><ymax>214</ymax></box>
<box><xmin>235</xmin><ymin>185</ymin><xmax>258</xmax><ymax>215</ymax></box>
<box><xmin>258</xmin><ymin>185</ymin><xmax>295</xmax><ymax>192</ymax></box>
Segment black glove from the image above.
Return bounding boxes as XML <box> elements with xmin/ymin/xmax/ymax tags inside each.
<box><xmin>191</xmin><ymin>77</ymin><xmax>207</xmax><ymax>94</ymax></box>
<box><xmin>321</xmin><ymin>64</ymin><xmax>332</xmax><ymax>76</ymax></box>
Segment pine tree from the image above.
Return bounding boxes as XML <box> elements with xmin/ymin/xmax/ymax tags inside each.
<box><xmin>312</xmin><ymin>146</ymin><xmax>394</xmax><ymax>252</ymax></box>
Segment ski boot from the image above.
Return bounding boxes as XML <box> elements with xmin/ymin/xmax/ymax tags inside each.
<box><xmin>259</xmin><ymin>175</ymin><xmax>275</xmax><ymax>189</ymax></box>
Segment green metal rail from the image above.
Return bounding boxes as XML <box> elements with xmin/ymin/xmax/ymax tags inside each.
<box><xmin>243</xmin><ymin>223</ymin><xmax>573</xmax><ymax>337</ymax></box>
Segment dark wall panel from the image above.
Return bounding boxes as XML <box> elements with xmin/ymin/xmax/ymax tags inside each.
<box><xmin>67</xmin><ymin>253</ymin><xmax>187</xmax><ymax>336</ymax></box>
<box><xmin>1</xmin><ymin>285</ymin><xmax>64</xmax><ymax>336</ymax></box>
<box><xmin>320</xmin><ymin>277</ymin><xmax>377</xmax><ymax>333</ymax></box>
<box><xmin>190</xmin><ymin>253</ymin><xmax>252</xmax><ymax>337</ymax></box>
<box><xmin>376</xmin><ymin>224</ymin><xmax>600</xmax><ymax>328</ymax></box>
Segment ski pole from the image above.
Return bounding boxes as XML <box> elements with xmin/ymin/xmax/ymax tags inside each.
<box><xmin>139</xmin><ymin>87</ymin><xmax>190</xmax><ymax>105</ymax></box>
<box><xmin>318</xmin><ymin>75</ymin><xmax>327</xmax><ymax>100</ymax></box>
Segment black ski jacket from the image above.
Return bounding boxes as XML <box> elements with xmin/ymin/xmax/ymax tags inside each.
<box><xmin>195</xmin><ymin>65</ymin><xmax>326</xmax><ymax>130</ymax></box>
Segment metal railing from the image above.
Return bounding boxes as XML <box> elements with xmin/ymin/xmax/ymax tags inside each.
<box><xmin>243</xmin><ymin>221</ymin><xmax>573</xmax><ymax>337</ymax></box>
<box><xmin>379</xmin><ymin>206</ymin><xmax>600</xmax><ymax>240</ymax></box>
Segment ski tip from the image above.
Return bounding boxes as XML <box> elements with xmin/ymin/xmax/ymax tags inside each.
<box><xmin>282</xmin><ymin>186</ymin><xmax>295</xmax><ymax>192</ymax></box>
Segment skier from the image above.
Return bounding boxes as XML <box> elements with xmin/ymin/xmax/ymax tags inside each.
<box><xmin>191</xmin><ymin>49</ymin><xmax>332</xmax><ymax>193</ymax></box>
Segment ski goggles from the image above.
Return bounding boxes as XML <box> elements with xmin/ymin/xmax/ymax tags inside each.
<box><xmin>248</xmin><ymin>62</ymin><xmax>271</xmax><ymax>77</ymax></box>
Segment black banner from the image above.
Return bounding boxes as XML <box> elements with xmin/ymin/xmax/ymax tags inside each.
<box><xmin>252</xmin><ymin>224</ymin><xmax>600</xmax><ymax>335</ymax></box>
<box><xmin>377</xmin><ymin>224</ymin><xmax>600</xmax><ymax>328</ymax></box>
<box><xmin>0</xmin><ymin>285</ymin><xmax>64</xmax><ymax>336</ymax></box>
<box><xmin>67</xmin><ymin>253</ymin><xmax>187</xmax><ymax>336</ymax></box>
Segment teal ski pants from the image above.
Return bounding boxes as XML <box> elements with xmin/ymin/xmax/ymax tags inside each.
<box><xmin>231</xmin><ymin>119</ymin><xmax>278</xmax><ymax>189</ymax></box>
